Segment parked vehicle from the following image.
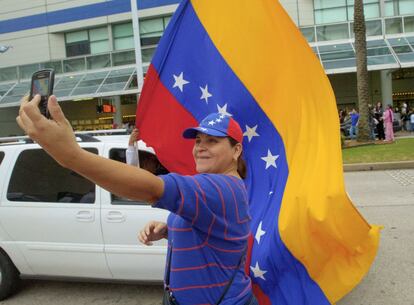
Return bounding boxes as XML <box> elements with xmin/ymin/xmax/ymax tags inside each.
<box><xmin>0</xmin><ymin>131</ymin><xmax>168</xmax><ymax>300</ymax></box>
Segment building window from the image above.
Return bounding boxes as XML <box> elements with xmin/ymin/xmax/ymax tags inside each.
<box><xmin>385</xmin><ymin>0</ymin><xmax>414</xmax><ymax>16</ymax></box>
<box><xmin>0</xmin><ymin>66</ymin><xmax>18</xmax><ymax>82</ymax></box>
<box><xmin>65</xmin><ymin>27</ymin><xmax>109</xmax><ymax>57</ymax></box>
<box><xmin>140</xmin><ymin>16</ymin><xmax>171</xmax><ymax>46</ymax></box>
<box><xmin>89</xmin><ymin>27</ymin><xmax>110</xmax><ymax>54</ymax></box>
<box><xmin>405</xmin><ymin>16</ymin><xmax>414</xmax><ymax>33</ymax></box>
<box><xmin>399</xmin><ymin>0</ymin><xmax>414</xmax><ymax>15</ymax></box>
<box><xmin>316</xmin><ymin>23</ymin><xmax>350</xmax><ymax>41</ymax></box>
<box><xmin>7</xmin><ymin>149</ymin><xmax>97</xmax><ymax>203</ymax></box>
<box><xmin>112</xmin><ymin>16</ymin><xmax>171</xmax><ymax>63</ymax></box>
<box><xmin>385</xmin><ymin>17</ymin><xmax>404</xmax><ymax>34</ymax></box>
<box><xmin>20</xmin><ymin>63</ymin><xmax>40</xmax><ymax>80</ymax></box>
<box><xmin>113</xmin><ymin>16</ymin><xmax>171</xmax><ymax>50</ymax></box>
<box><xmin>113</xmin><ymin>23</ymin><xmax>134</xmax><ymax>51</ymax></box>
<box><xmin>66</xmin><ymin>30</ymin><xmax>90</xmax><ymax>57</ymax></box>
<box><xmin>314</xmin><ymin>0</ymin><xmax>380</xmax><ymax>25</ymax></box>
<box><xmin>300</xmin><ymin>27</ymin><xmax>316</xmax><ymax>42</ymax></box>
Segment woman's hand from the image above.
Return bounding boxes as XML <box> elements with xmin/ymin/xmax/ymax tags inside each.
<box><xmin>128</xmin><ymin>128</ymin><xmax>139</xmax><ymax>146</ymax></box>
<box><xmin>138</xmin><ymin>221</ymin><xmax>168</xmax><ymax>246</ymax></box>
<box><xmin>16</xmin><ymin>95</ymin><xmax>82</xmax><ymax>168</ymax></box>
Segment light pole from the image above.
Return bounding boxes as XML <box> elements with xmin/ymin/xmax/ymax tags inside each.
<box><xmin>130</xmin><ymin>0</ymin><xmax>144</xmax><ymax>92</ymax></box>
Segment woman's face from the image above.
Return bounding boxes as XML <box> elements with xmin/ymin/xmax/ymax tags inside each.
<box><xmin>192</xmin><ymin>133</ymin><xmax>241</xmax><ymax>174</ymax></box>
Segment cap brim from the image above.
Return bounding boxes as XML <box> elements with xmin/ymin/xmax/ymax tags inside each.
<box><xmin>183</xmin><ymin>127</ymin><xmax>228</xmax><ymax>139</ymax></box>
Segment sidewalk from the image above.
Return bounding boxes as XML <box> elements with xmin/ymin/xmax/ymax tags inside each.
<box><xmin>343</xmin><ymin>131</ymin><xmax>414</xmax><ymax>172</ymax></box>
<box><xmin>338</xmin><ymin>169</ymin><xmax>414</xmax><ymax>305</ymax></box>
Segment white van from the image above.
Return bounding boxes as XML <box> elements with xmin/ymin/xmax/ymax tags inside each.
<box><xmin>0</xmin><ymin>131</ymin><xmax>168</xmax><ymax>300</ymax></box>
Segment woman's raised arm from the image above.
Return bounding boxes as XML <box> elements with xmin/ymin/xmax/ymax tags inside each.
<box><xmin>17</xmin><ymin>95</ymin><xmax>164</xmax><ymax>204</ymax></box>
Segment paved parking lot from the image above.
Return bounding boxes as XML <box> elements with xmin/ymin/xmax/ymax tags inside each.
<box><xmin>2</xmin><ymin>170</ymin><xmax>413</xmax><ymax>305</ymax></box>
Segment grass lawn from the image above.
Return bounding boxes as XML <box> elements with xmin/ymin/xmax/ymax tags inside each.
<box><xmin>342</xmin><ymin>138</ymin><xmax>414</xmax><ymax>164</ymax></box>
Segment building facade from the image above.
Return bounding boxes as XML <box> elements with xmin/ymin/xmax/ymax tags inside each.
<box><xmin>0</xmin><ymin>0</ymin><xmax>413</xmax><ymax>136</ymax></box>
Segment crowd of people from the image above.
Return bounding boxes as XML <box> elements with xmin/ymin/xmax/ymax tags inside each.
<box><xmin>339</xmin><ymin>101</ymin><xmax>414</xmax><ymax>142</ymax></box>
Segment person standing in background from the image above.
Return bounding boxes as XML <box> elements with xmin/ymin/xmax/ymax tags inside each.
<box><xmin>374</xmin><ymin>102</ymin><xmax>385</xmax><ymax>140</ymax></box>
<box><xmin>383</xmin><ymin>104</ymin><xmax>395</xmax><ymax>142</ymax></box>
<box><xmin>368</xmin><ymin>106</ymin><xmax>376</xmax><ymax>140</ymax></box>
<box><xmin>126</xmin><ymin>128</ymin><xmax>140</xmax><ymax>167</ymax></box>
<box><xmin>349</xmin><ymin>108</ymin><xmax>359</xmax><ymax>140</ymax></box>
<box><xmin>126</xmin><ymin>128</ymin><xmax>168</xmax><ymax>175</ymax></box>
<box><xmin>409</xmin><ymin>108</ymin><xmax>414</xmax><ymax>132</ymax></box>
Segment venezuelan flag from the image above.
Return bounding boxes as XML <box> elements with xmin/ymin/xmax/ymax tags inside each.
<box><xmin>136</xmin><ymin>1</ymin><xmax>381</xmax><ymax>304</ymax></box>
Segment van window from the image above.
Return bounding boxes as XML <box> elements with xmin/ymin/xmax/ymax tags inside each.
<box><xmin>7</xmin><ymin>148</ymin><xmax>97</xmax><ymax>203</ymax></box>
<box><xmin>109</xmin><ymin>148</ymin><xmax>169</xmax><ymax>205</ymax></box>
<box><xmin>0</xmin><ymin>151</ymin><xmax>4</xmax><ymax>165</ymax></box>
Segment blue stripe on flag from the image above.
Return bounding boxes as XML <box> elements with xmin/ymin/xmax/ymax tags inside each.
<box><xmin>151</xmin><ymin>1</ymin><xmax>330</xmax><ymax>303</ymax></box>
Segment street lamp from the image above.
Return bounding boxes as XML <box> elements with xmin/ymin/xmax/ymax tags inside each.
<box><xmin>0</xmin><ymin>45</ymin><xmax>13</xmax><ymax>53</ymax></box>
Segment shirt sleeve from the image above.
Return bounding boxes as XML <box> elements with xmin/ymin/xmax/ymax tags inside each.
<box><xmin>154</xmin><ymin>174</ymin><xmax>191</xmax><ymax>214</ymax></box>
<box><xmin>154</xmin><ymin>174</ymin><xmax>221</xmax><ymax>233</ymax></box>
<box><xmin>154</xmin><ymin>173</ymin><xmax>251</xmax><ymax>241</ymax></box>
<box><xmin>126</xmin><ymin>145</ymin><xmax>139</xmax><ymax>167</ymax></box>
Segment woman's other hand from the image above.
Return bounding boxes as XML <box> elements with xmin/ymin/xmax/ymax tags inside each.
<box><xmin>129</xmin><ymin>128</ymin><xmax>139</xmax><ymax>146</ymax></box>
<box><xmin>16</xmin><ymin>95</ymin><xmax>82</xmax><ymax>168</ymax></box>
<box><xmin>138</xmin><ymin>221</ymin><xmax>168</xmax><ymax>246</ymax></box>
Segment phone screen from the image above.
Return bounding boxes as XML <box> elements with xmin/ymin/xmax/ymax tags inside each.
<box><xmin>32</xmin><ymin>78</ymin><xmax>49</xmax><ymax>97</ymax></box>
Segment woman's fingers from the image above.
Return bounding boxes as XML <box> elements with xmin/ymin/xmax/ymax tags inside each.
<box><xmin>22</xmin><ymin>94</ymin><xmax>46</xmax><ymax>125</ymax></box>
<box><xmin>138</xmin><ymin>229</ymin><xmax>153</xmax><ymax>246</ymax></box>
<box><xmin>145</xmin><ymin>222</ymin><xmax>153</xmax><ymax>235</ymax></box>
<box><xmin>17</xmin><ymin>95</ymin><xmax>41</xmax><ymax>135</ymax></box>
<box><xmin>48</xmin><ymin>95</ymin><xmax>67</xmax><ymax>124</ymax></box>
<box><xmin>139</xmin><ymin>221</ymin><xmax>166</xmax><ymax>246</ymax></box>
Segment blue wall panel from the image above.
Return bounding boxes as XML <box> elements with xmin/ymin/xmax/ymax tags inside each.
<box><xmin>0</xmin><ymin>0</ymin><xmax>180</xmax><ymax>34</ymax></box>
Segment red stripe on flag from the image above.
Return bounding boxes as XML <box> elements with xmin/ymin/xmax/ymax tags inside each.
<box><xmin>245</xmin><ymin>235</ymin><xmax>272</xmax><ymax>304</ymax></box>
<box><xmin>253</xmin><ymin>283</ymin><xmax>271</xmax><ymax>305</ymax></box>
<box><xmin>245</xmin><ymin>234</ymin><xmax>254</xmax><ymax>275</ymax></box>
<box><xmin>136</xmin><ymin>64</ymin><xmax>197</xmax><ymax>175</ymax></box>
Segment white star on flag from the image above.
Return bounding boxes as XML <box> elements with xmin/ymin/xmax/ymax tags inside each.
<box><xmin>250</xmin><ymin>262</ymin><xmax>267</xmax><ymax>280</ymax></box>
<box><xmin>172</xmin><ymin>72</ymin><xmax>189</xmax><ymax>92</ymax></box>
<box><xmin>261</xmin><ymin>149</ymin><xmax>279</xmax><ymax>169</ymax></box>
<box><xmin>243</xmin><ymin>125</ymin><xmax>259</xmax><ymax>142</ymax></box>
<box><xmin>208</xmin><ymin>120</ymin><xmax>216</xmax><ymax>126</ymax></box>
<box><xmin>217</xmin><ymin>104</ymin><xmax>232</xmax><ymax>116</ymax></box>
<box><xmin>200</xmin><ymin>85</ymin><xmax>212</xmax><ymax>104</ymax></box>
<box><xmin>255</xmin><ymin>221</ymin><xmax>266</xmax><ymax>244</ymax></box>
<box><xmin>216</xmin><ymin>118</ymin><xmax>222</xmax><ymax>123</ymax></box>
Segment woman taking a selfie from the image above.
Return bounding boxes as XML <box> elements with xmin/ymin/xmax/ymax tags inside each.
<box><xmin>17</xmin><ymin>95</ymin><xmax>257</xmax><ymax>305</ymax></box>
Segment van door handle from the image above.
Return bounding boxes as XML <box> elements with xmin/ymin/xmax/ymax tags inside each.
<box><xmin>106</xmin><ymin>211</ymin><xmax>126</xmax><ymax>223</ymax></box>
<box><xmin>76</xmin><ymin>211</ymin><xmax>94</xmax><ymax>222</ymax></box>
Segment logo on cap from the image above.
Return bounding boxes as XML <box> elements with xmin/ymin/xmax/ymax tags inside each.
<box><xmin>183</xmin><ymin>113</ymin><xmax>243</xmax><ymax>143</ymax></box>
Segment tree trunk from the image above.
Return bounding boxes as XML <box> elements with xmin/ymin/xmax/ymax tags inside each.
<box><xmin>354</xmin><ymin>0</ymin><xmax>371</xmax><ymax>142</ymax></box>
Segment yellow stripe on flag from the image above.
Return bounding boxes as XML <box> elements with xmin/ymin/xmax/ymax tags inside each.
<box><xmin>191</xmin><ymin>0</ymin><xmax>380</xmax><ymax>302</ymax></box>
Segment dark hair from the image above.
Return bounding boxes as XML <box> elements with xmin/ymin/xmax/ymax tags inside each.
<box><xmin>228</xmin><ymin>137</ymin><xmax>247</xmax><ymax>179</ymax></box>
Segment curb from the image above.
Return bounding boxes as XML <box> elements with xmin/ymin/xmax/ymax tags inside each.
<box><xmin>343</xmin><ymin>161</ymin><xmax>414</xmax><ymax>172</ymax></box>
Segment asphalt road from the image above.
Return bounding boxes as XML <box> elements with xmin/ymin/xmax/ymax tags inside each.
<box><xmin>1</xmin><ymin>170</ymin><xmax>413</xmax><ymax>305</ymax></box>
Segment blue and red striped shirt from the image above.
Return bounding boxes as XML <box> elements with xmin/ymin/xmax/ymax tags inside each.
<box><xmin>155</xmin><ymin>173</ymin><xmax>252</xmax><ymax>305</ymax></box>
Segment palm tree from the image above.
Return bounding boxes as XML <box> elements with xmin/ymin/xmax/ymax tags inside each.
<box><xmin>353</xmin><ymin>0</ymin><xmax>371</xmax><ymax>142</ymax></box>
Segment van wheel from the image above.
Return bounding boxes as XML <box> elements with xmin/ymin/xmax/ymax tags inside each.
<box><xmin>0</xmin><ymin>250</ymin><xmax>20</xmax><ymax>300</ymax></box>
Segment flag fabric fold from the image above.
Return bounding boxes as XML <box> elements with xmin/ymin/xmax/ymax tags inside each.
<box><xmin>136</xmin><ymin>1</ymin><xmax>380</xmax><ymax>304</ymax></box>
